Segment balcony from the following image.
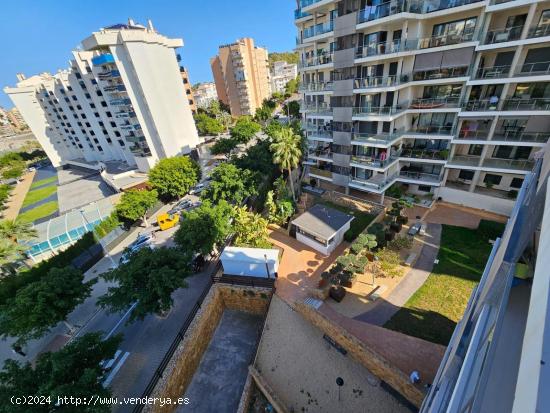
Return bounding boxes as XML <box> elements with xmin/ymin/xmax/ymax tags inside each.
<box><xmin>351</xmin><ymin>151</ymin><xmax>401</xmax><ymax>168</ymax></box>
<box><xmin>448</xmin><ymin>155</ymin><xmax>482</xmax><ymax>166</ymax></box>
<box><xmin>98</xmin><ymin>70</ymin><xmax>120</xmax><ymax>79</ymax></box>
<box><xmin>482</xmin><ymin>158</ymin><xmax>534</xmax><ymax>171</ymax></box>
<box><xmin>416</xmin><ymin>31</ymin><xmax>475</xmax><ymax>50</ymax></box>
<box><xmin>357</xmin><ymin>2</ymin><xmax>405</xmax><ymax>24</ymax></box>
<box><xmin>475</xmin><ymin>65</ymin><xmax>511</xmax><ymax>79</ymax></box>
<box><xmin>350</xmin><ymin>175</ymin><xmax>393</xmax><ymax>191</ymax></box>
<box><xmin>408</xmin><ymin>125</ymin><xmax>455</xmax><ymax>136</ymax></box>
<box><xmin>352</xmin><ymin>102</ymin><xmax>408</xmax><ymax>117</ymax></box>
<box><xmin>400</xmin><ymin>148</ymin><xmax>448</xmax><ymax>161</ymax></box>
<box><xmin>355</xmin><ymin>40</ymin><xmax>408</xmax><ymax>59</ymax></box>
<box><xmin>409</xmin><ymin>97</ymin><xmax>460</xmax><ymax>109</ymax></box>
<box><xmin>299</xmin><ymin>82</ymin><xmax>333</xmax><ymax>92</ymax></box>
<box><xmin>457</xmin><ymin>129</ymin><xmax>490</xmax><ymax>140</ymax></box>
<box><xmin>412</xmin><ymin>66</ymin><xmax>469</xmax><ymax>81</ymax></box>
<box><xmin>309</xmin><ymin>166</ymin><xmax>333</xmax><ymax>179</ymax></box>
<box><xmin>398</xmin><ymin>171</ymin><xmax>441</xmax><ymax>183</ymax></box>
<box><xmin>303</xmin><ymin>20</ymin><xmax>334</xmax><ymax>39</ymax></box>
<box><xmin>299</xmin><ymin>53</ymin><xmax>333</xmax><ymax>68</ymax></box>
<box><xmin>103</xmin><ymin>84</ymin><xmax>127</xmax><ymax>93</ymax></box>
<box><xmin>528</xmin><ymin>23</ymin><xmax>550</xmax><ymax>39</ymax></box>
<box><xmin>409</xmin><ymin>0</ymin><xmax>484</xmax><ymax>13</ymax></box>
<box><xmin>301</xmin><ymin>103</ymin><xmax>332</xmax><ymax>116</ymax></box>
<box><xmin>492</xmin><ymin>130</ymin><xmax>550</xmax><ymax>143</ymax></box>
<box><xmin>299</xmin><ymin>0</ymin><xmax>323</xmax><ymax>7</ymax></box>
<box><xmin>109</xmin><ymin>98</ymin><xmax>131</xmax><ymax>106</ymax></box>
<box><xmin>463</xmin><ymin>99</ymin><xmax>500</xmax><ymax>111</ymax></box>
<box><xmin>352</xmin><ymin>131</ymin><xmax>402</xmax><ymax>145</ymax></box>
<box><xmin>294</xmin><ymin>9</ymin><xmax>311</xmax><ymax>19</ymax></box>
<box><xmin>484</xmin><ymin>25</ymin><xmax>523</xmax><ymax>44</ymax></box>
<box><xmin>354</xmin><ymin>74</ymin><xmax>407</xmax><ymax>89</ymax></box>
<box><xmin>516</xmin><ymin>61</ymin><xmax>550</xmax><ymax>77</ymax></box>
<box><xmin>502</xmin><ymin>97</ymin><xmax>550</xmax><ymax>111</ymax></box>
<box><xmin>92</xmin><ymin>53</ymin><xmax>115</xmax><ymax>66</ymax></box>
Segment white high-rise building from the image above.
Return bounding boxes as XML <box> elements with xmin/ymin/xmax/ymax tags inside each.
<box><xmin>4</xmin><ymin>19</ymin><xmax>199</xmax><ymax>172</ymax></box>
<box><xmin>193</xmin><ymin>82</ymin><xmax>218</xmax><ymax>109</ymax></box>
<box><xmin>296</xmin><ymin>0</ymin><xmax>550</xmax><ymax>216</ymax></box>
<box><xmin>270</xmin><ymin>60</ymin><xmax>298</xmax><ymax>94</ymax></box>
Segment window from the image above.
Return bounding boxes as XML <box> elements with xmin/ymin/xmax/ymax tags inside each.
<box><xmin>96</xmin><ymin>90</ymin><xmax>103</xmax><ymax>96</ymax></box>
<box><xmin>85</xmin><ymin>122</ymin><xmax>91</xmax><ymax>127</ymax></box>
<box><xmin>510</xmin><ymin>177</ymin><xmax>524</xmax><ymax>188</ymax></box>
<box><xmin>110</xmin><ymin>121</ymin><xmax>116</xmax><ymax>127</ymax></box>
<box><xmin>81</xmin><ymin>114</ymin><xmax>87</xmax><ymax>119</ymax></box>
<box><xmin>418</xmin><ymin>185</ymin><xmax>432</xmax><ymax>192</ymax></box>
<box><xmin>67</xmin><ymin>86</ymin><xmax>73</xmax><ymax>91</ymax></box>
<box><xmin>72</xmin><ymin>95</ymin><xmax>77</xmax><ymax>101</ymax></box>
<box><xmin>458</xmin><ymin>170</ymin><xmax>475</xmax><ymax>180</ymax></box>
<box><xmin>91</xmin><ymin>79</ymin><xmax>97</xmax><ymax>85</ymax></box>
<box><xmin>79</xmin><ymin>81</ymin><xmax>86</xmax><ymax>90</ymax></box>
<box><xmin>106</xmin><ymin>137</ymin><xmax>112</xmax><ymax>143</ymax></box>
<box><xmin>90</xmin><ymin>103</ymin><xmax>96</xmax><ymax>109</ymax></box>
<box><xmin>101</xmin><ymin>101</ymin><xmax>107</xmax><ymax>107</ymax></box>
<box><xmin>106</xmin><ymin>111</ymin><xmax>112</xmax><ymax>118</ymax></box>
<box><xmin>64</xmin><ymin>97</ymin><xmax>70</xmax><ymax>103</ymax></box>
<box><xmin>85</xmin><ymin>93</ymin><xmax>91</xmax><ymax>99</ymax></box>
<box><xmin>90</xmin><ymin>131</ymin><xmax>95</xmax><ymax>136</ymax></box>
<box><xmin>94</xmin><ymin>112</ymin><xmax>100</xmax><ymax>118</ymax></box>
<box><xmin>69</xmin><ymin>106</ymin><xmax>74</xmax><ymax>111</ymax></box>
<box><xmin>76</xmin><ymin>105</ymin><xmax>82</xmax><ymax>110</ymax></box>
<box><xmin>99</xmin><ymin>122</ymin><xmax>104</xmax><ymax>127</ymax></box>
<box><xmin>483</xmin><ymin>174</ymin><xmax>502</xmax><ymax>185</ymax></box>
<box><xmin>493</xmin><ymin>146</ymin><xmax>513</xmax><ymax>159</ymax></box>
<box><xmin>118</xmin><ymin>139</ymin><xmax>125</xmax><ymax>146</ymax></box>
<box><xmin>468</xmin><ymin>145</ymin><xmax>483</xmax><ymax>156</ymax></box>
<box><xmin>114</xmin><ymin>131</ymin><xmax>121</xmax><ymax>137</ymax></box>
<box><xmin>77</xmin><ymin>122</ymin><xmax>83</xmax><ymax>127</ymax></box>
<box><xmin>75</xmin><ymin>72</ymin><xmax>82</xmax><ymax>79</ymax></box>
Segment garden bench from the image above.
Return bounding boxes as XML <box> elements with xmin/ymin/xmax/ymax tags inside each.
<box><xmin>403</xmin><ymin>253</ymin><xmax>417</xmax><ymax>266</ymax></box>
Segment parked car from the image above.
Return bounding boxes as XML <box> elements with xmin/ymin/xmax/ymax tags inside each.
<box><xmin>167</xmin><ymin>199</ymin><xmax>193</xmax><ymax>215</ymax></box>
<box><xmin>189</xmin><ymin>182</ymin><xmax>209</xmax><ymax>195</ymax></box>
<box><xmin>119</xmin><ymin>241</ymin><xmax>154</xmax><ymax>265</ymax></box>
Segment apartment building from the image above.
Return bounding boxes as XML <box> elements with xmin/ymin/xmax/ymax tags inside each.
<box><xmin>192</xmin><ymin>82</ymin><xmax>218</xmax><ymax>108</ymax></box>
<box><xmin>210</xmin><ymin>38</ymin><xmax>271</xmax><ymax>116</ymax></box>
<box><xmin>271</xmin><ymin>60</ymin><xmax>299</xmax><ymax>93</ymax></box>
<box><xmin>296</xmin><ymin>0</ymin><xmax>550</xmax><ymax>215</ymax></box>
<box><xmin>7</xmin><ymin>107</ymin><xmax>28</xmax><ymax>131</ymax></box>
<box><xmin>421</xmin><ymin>142</ymin><xmax>549</xmax><ymax>413</ymax></box>
<box><xmin>0</xmin><ymin>107</ymin><xmax>15</xmax><ymax>137</ymax></box>
<box><xmin>180</xmin><ymin>66</ymin><xmax>197</xmax><ymax>114</ymax></box>
<box><xmin>4</xmin><ymin>19</ymin><xmax>199</xmax><ymax>172</ymax></box>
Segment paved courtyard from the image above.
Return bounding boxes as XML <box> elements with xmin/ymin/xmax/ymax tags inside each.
<box><xmin>426</xmin><ymin>202</ymin><xmax>507</xmax><ymax>228</ymax></box>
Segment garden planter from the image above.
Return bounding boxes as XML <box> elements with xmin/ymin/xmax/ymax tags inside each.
<box><xmin>397</xmin><ymin>215</ymin><xmax>408</xmax><ymax>225</ymax></box>
<box><xmin>318</xmin><ymin>278</ymin><xmax>329</xmax><ymax>288</ymax></box>
<box><xmin>330</xmin><ymin>286</ymin><xmax>346</xmax><ymax>302</ymax></box>
<box><xmin>390</xmin><ymin>222</ymin><xmax>402</xmax><ymax>233</ymax></box>
<box><xmin>385</xmin><ymin>231</ymin><xmax>396</xmax><ymax>241</ymax></box>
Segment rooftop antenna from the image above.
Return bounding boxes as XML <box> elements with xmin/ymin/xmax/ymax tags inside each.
<box><xmin>147</xmin><ymin>19</ymin><xmax>155</xmax><ymax>32</ymax></box>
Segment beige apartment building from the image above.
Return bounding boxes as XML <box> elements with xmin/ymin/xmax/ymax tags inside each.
<box><xmin>210</xmin><ymin>38</ymin><xmax>271</xmax><ymax>116</ymax></box>
<box><xmin>180</xmin><ymin>66</ymin><xmax>197</xmax><ymax>114</ymax></box>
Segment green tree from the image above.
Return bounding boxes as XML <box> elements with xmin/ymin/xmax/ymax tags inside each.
<box><xmin>271</xmin><ymin>91</ymin><xmax>285</xmax><ymax>103</ymax></box>
<box><xmin>254</xmin><ymin>106</ymin><xmax>272</xmax><ymax>124</ymax></box>
<box><xmin>230</xmin><ymin>116</ymin><xmax>261</xmax><ymax>144</ymax></box>
<box><xmin>232</xmin><ymin>140</ymin><xmax>276</xmax><ymax>176</ymax></box>
<box><xmin>194</xmin><ymin>113</ymin><xmax>224</xmax><ymax>136</ymax></box>
<box><xmin>283</xmin><ymin>100</ymin><xmax>300</xmax><ymax>118</ymax></box>
<box><xmin>202</xmin><ymin>163</ymin><xmax>257</xmax><ymax>205</ymax></box>
<box><xmin>0</xmin><ymin>266</ymin><xmax>94</xmax><ymax>344</ymax></box>
<box><xmin>148</xmin><ymin>156</ymin><xmax>201</xmax><ymax>201</ymax></box>
<box><xmin>0</xmin><ymin>332</ymin><xmax>121</xmax><ymax>413</ymax></box>
<box><xmin>0</xmin><ymin>239</ymin><xmax>26</xmax><ymax>271</ymax></box>
<box><xmin>0</xmin><ymin>219</ymin><xmax>37</xmax><ymax>243</ymax></box>
<box><xmin>264</xmin><ymin>120</ymin><xmax>283</xmax><ymax>140</ymax></box>
<box><xmin>266</xmin><ymin>191</ymin><xmax>294</xmax><ymax>226</ymax></box>
<box><xmin>284</xmin><ymin>77</ymin><xmax>299</xmax><ymax>95</ymax></box>
<box><xmin>174</xmin><ymin>200</ymin><xmax>233</xmax><ymax>256</ymax></box>
<box><xmin>232</xmin><ymin>207</ymin><xmax>271</xmax><ymax>248</ymax></box>
<box><xmin>210</xmin><ymin>138</ymin><xmax>238</xmax><ymax>158</ymax></box>
<box><xmin>268</xmin><ymin>51</ymin><xmax>299</xmax><ymax>66</ymax></box>
<box><xmin>270</xmin><ymin>127</ymin><xmax>302</xmax><ymax>201</ymax></box>
<box><xmin>115</xmin><ymin>189</ymin><xmax>158</xmax><ymax>226</ymax></box>
<box><xmin>1</xmin><ymin>165</ymin><xmax>24</xmax><ymax>180</ymax></box>
<box><xmin>98</xmin><ymin>247</ymin><xmax>192</xmax><ymax>321</ymax></box>
<box><xmin>0</xmin><ymin>184</ymin><xmax>11</xmax><ymax>207</ymax></box>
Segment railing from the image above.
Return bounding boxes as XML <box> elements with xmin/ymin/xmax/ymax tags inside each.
<box><xmin>351</xmin><ymin>151</ymin><xmax>401</xmax><ymax>168</ymax></box>
<box><xmin>109</xmin><ymin>98</ymin><xmax>131</xmax><ymax>106</ymax></box>
<box><xmin>412</xmin><ymin>66</ymin><xmax>469</xmax><ymax>81</ymax></box>
<box><xmin>528</xmin><ymin>23</ymin><xmax>550</xmax><ymax>38</ymax></box>
<box><xmin>400</xmin><ymin>149</ymin><xmax>448</xmax><ymax>160</ymax></box>
<box><xmin>350</xmin><ymin>173</ymin><xmax>398</xmax><ymax>190</ymax></box>
<box><xmin>484</xmin><ymin>25</ymin><xmax>523</xmax><ymax>44</ymax></box>
<box><xmin>352</xmin><ymin>101</ymin><xmax>408</xmax><ymax>117</ymax></box>
<box><xmin>457</xmin><ymin>129</ymin><xmax>490</xmax><ymax>140</ymax></box>
<box><xmin>409</xmin><ymin>96</ymin><xmax>460</xmax><ymax>109</ymax></box>
<box><xmin>448</xmin><ymin>155</ymin><xmax>482</xmax><ymax>166</ymax></box>
<box><xmin>301</xmin><ymin>103</ymin><xmax>333</xmax><ymax>115</ymax></box>
<box><xmin>416</xmin><ymin>31</ymin><xmax>475</xmax><ymax>49</ymax></box>
<box><xmin>516</xmin><ymin>61</ymin><xmax>550</xmax><ymax>77</ymax></box>
<box><xmin>357</xmin><ymin>1</ymin><xmax>404</xmax><ymax>24</ymax></box>
<box><xmin>294</xmin><ymin>8</ymin><xmax>311</xmax><ymax>19</ymax></box>
<box><xmin>303</xmin><ymin>20</ymin><xmax>334</xmax><ymax>39</ymax></box>
<box><xmin>502</xmin><ymin>98</ymin><xmax>550</xmax><ymax>111</ymax></box>
<box><xmin>212</xmin><ymin>274</ymin><xmax>276</xmax><ymax>289</ymax></box>
<box><xmin>475</xmin><ymin>65</ymin><xmax>511</xmax><ymax>79</ymax></box>
<box><xmin>308</xmin><ymin>149</ymin><xmax>333</xmax><ymax>159</ymax></box>
<box><xmin>299</xmin><ymin>53</ymin><xmax>333</xmax><ymax>68</ymax></box>
<box><xmin>399</xmin><ymin>171</ymin><xmax>441</xmax><ymax>183</ymax></box>
<box><xmin>483</xmin><ymin>158</ymin><xmax>534</xmax><ymax>170</ymax></box>
<box><xmin>98</xmin><ymin>70</ymin><xmax>120</xmax><ymax>79</ymax></box>
<box><xmin>299</xmin><ymin>82</ymin><xmax>333</xmax><ymax>92</ymax></box>
<box><xmin>352</xmin><ymin>131</ymin><xmax>402</xmax><ymax>145</ymax></box>
<box><xmin>408</xmin><ymin>125</ymin><xmax>455</xmax><ymax>135</ymax></box>
<box><xmin>492</xmin><ymin>130</ymin><xmax>550</xmax><ymax>143</ymax></box>
<box><xmin>409</xmin><ymin>0</ymin><xmax>484</xmax><ymax>13</ymax></box>
<box><xmin>299</xmin><ymin>0</ymin><xmax>323</xmax><ymax>7</ymax></box>
<box><xmin>355</xmin><ymin>40</ymin><xmax>408</xmax><ymax>59</ymax></box>
<box><xmin>91</xmin><ymin>53</ymin><xmax>115</xmax><ymax>66</ymax></box>
<box><xmin>463</xmin><ymin>99</ymin><xmax>500</xmax><ymax>111</ymax></box>
<box><xmin>305</xmin><ymin>128</ymin><xmax>332</xmax><ymax>139</ymax></box>
<box><xmin>309</xmin><ymin>167</ymin><xmax>333</xmax><ymax>178</ymax></box>
<box><xmin>354</xmin><ymin>74</ymin><xmax>408</xmax><ymax>89</ymax></box>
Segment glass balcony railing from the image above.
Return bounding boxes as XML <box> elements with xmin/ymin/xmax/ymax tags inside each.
<box><xmin>416</xmin><ymin>31</ymin><xmax>475</xmax><ymax>49</ymax></box>
<box><xmin>294</xmin><ymin>9</ymin><xmax>311</xmax><ymax>19</ymax></box>
<box><xmin>475</xmin><ymin>65</ymin><xmax>511</xmax><ymax>79</ymax></box>
<box><xmin>109</xmin><ymin>98</ymin><xmax>131</xmax><ymax>106</ymax></box>
<box><xmin>516</xmin><ymin>61</ymin><xmax>550</xmax><ymax>77</ymax></box>
<box><xmin>528</xmin><ymin>23</ymin><xmax>550</xmax><ymax>39</ymax></box>
<box><xmin>483</xmin><ymin>158</ymin><xmax>534</xmax><ymax>170</ymax></box>
<box><xmin>352</xmin><ymin>101</ymin><xmax>408</xmax><ymax>117</ymax></box>
<box><xmin>91</xmin><ymin>53</ymin><xmax>115</xmax><ymax>66</ymax></box>
<box><xmin>303</xmin><ymin>20</ymin><xmax>334</xmax><ymax>39</ymax></box>
<box><xmin>301</xmin><ymin>103</ymin><xmax>333</xmax><ymax>115</ymax></box>
<box><xmin>308</xmin><ymin>149</ymin><xmax>333</xmax><ymax>159</ymax></box>
<box><xmin>408</xmin><ymin>125</ymin><xmax>455</xmax><ymax>135</ymax></box>
<box><xmin>354</xmin><ymin>74</ymin><xmax>408</xmax><ymax>89</ymax></box>
<box><xmin>484</xmin><ymin>25</ymin><xmax>523</xmax><ymax>44</ymax></box>
<box><xmin>448</xmin><ymin>155</ymin><xmax>481</xmax><ymax>166</ymax></box>
<box><xmin>299</xmin><ymin>53</ymin><xmax>333</xmax><ymax>68</ymax></box>
<box><xmin>463</xmin><ymin>99</ymin><xmax>500</xmax><ymax>111</ymax></box>
<box><xmin>309</xmin><ymin>167</ymin><xmax>333</xmax><ymax>179</ymax></box>
<box><xmin>357</xmin><ymin>1</ymin><xmax>404</xmax><ymax>24</ymax></box>
<box><xmin>351</xmin><ymin>131</ymin><xmax>403</xmax><ymax>145</ymax></box>
<box><xmin>355</xmin><ymin>40</ymin><xmax>410</xmax><ymax>59</ymax></box>
<box><xmin>412</xmin><ymin>66</ymin><xmax>469</xmax><ymax>81</ymax></box>
<box><xmin>492</xmin><ymin>130</ymin><xmax>550</xmax><ymax>143</ymax></box>
<box><xmin>299</xmin><ymin>82</ymin><xmax>333</xmax><ymax>92</ymax></box>
<box><xmin>350</xmin><ymin>176</ymin><xmax>394</xmax><ymax>191</ymax></box>
<box><xmin>502</xmin><ymin>97</ymin><xmax>550</xmax><ymax>111</ymax></box>
<box><xmin>299</xmin><ymin>0</ymin><xmax>323</xmax><ymax>7</ymax></box>
<box><xmin>398</xmin><ymin>171</ymin><xmax>441</xmax><ymax>183</ymax></box>
<box><xmin>351</xmin><ymin>150</ymin><xmax>401</xmax><ymax>168</ymax></box>
<box><xmin>409</xmin><ymin>0</ymin><xmax>484</xmax><ymax>13</ymax></box>
<box><xmin>98</xmin><ymin>70</ymin><xmax>120</xmax><ymax>79</ymax></box>
<box><xmin>457</xmin><ymin>129</ymin><xmax>490</xmax><ymax>140</ymax></box>
<box><xmin>305</xmin><ymin>127</ymin><xmax>333</xmax><ymax>140</ymax></box>
<box><xmin>400</xmin><ymin>149</ymin><xmax>448</xmax><ymax>160</ymax></box>
<box><xmin>409</xmin><ymin>96</ymin><xmax>460</xmax><ymax>109</ymax></box>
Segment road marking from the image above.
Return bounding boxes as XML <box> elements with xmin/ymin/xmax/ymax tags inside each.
<box><xmin>103</xmin><ymin>351</ymin><xmax>130</xmax><ymax>387</ymax></box>
<box><xmin>104</xmin><ymin>302</ymin><xmax>137</xmax><ymax>340</ymax></box>
<box><xmin>102</xmin><ymin>350</ymin><xmax>121</xmax><ymax>370</ymax></box>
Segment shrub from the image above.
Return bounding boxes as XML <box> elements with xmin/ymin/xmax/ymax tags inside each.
<box><xmin>376</xmin><ymin>248</ymin><xmax>402</xmax><ymax>278</ymax></box>
<box><xmin>94</xmin><ymin>212</ymin><xmax>121</xmax><ymax>239</ymax></box>
<box><xmin>388</xmin><ymin>235</ymin><xmax>413</xmax><ymax>251</ymax></box>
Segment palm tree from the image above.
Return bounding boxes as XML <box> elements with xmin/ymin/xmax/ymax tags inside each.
<box><xmin>0</xmin><ymin>219</ymin><xmax>37</xmax><ymax>242</ymax></box>
<box><xmin>0</xmin><ymin>239</ymin><xmax>27</xmax><ymax>277</ymax></box>
<box><xmin>270</xmin><ymin>127</ymin><xmax>302</xmax><ymax>202</ymax></box>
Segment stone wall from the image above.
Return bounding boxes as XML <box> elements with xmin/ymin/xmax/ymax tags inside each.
<box><xmin>236</xmin><ymin>373</ymin><xmax>254</xmax><ymax>413</ymax></box>
<box><xmin>321</xmin><ymin>190</ymin><xmax>385</xmax><ymax>215</ymax></box>
<box><xmin>144</xmin><ymin>284</ymin><xmax>273</xmax><ymax>413</ymax></box>
<box><xmin>294</xmin><ymin>301</ymin><xmax>425</xmax><ymax>408</ymax></box>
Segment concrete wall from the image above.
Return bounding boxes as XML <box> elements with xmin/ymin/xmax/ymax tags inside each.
<box><xmin>436</xmin><ymin>186</ymin><xmax>515</xmax><ymax>216</ymax></box>
<box><xmin>145</xmin><ymin>284</ymin><xmax>272</xmax><ymax>413</ymax></box>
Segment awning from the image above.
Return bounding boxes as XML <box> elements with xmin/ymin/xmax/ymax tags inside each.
<box><xmin>441</xmin><ymin>47</ymin><xmax>475</xmax><ymax>69</ymax></box>
<box><xmin>413</xmin><ymin>51</ymin><xmax>443</xmax><ymax>71</ymax></box>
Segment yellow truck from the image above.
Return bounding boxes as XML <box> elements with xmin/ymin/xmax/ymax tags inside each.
<box><xmin>157</xmin><ymin>213</ymin><xmax>180</xmax><ymax>231</ymax></box>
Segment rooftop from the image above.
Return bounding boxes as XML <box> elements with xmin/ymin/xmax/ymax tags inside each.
<box><xmin>291</xmin><ymin>203</ymin><xmax>354</xmax><ymax>240</ymax></box>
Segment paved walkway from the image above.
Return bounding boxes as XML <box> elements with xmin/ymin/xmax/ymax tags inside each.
<box><xmin>354</xmin><ymin>223</ymin><xmax>442</xmax><ymax>326</ymax></box>
<box><xmin>426</xmin><ymin>202</ymin><xmax>507</xmax><ymax>228</ymax></box>
<box><xmin>1</xmin><ymin>170</ymin><xmax>35</xmax><ymax>220</ymax></box>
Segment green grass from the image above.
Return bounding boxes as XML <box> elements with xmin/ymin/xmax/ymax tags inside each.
<box><xmin>30</xmin><ymin>176</ymin><xmax>57</xmax><ymax>189</ymax></box>
<box><xmin>17</xmin><ymin>201</ymin><xmax>58</xmax><ymax>223</ymax></box>
<box><xmin>21</xmin><ymin>186</ymin><xmax>57</xmax><ymax>208</ymax></box>
<box><xmin>384</xmin><ymin>220</ymin><xmax>505</xmax><ymax>346</ymax></box>
<box><xmin>319</xmin><ymin>200</ymin><xmax>377</xmax><ymax>241</ymax></box>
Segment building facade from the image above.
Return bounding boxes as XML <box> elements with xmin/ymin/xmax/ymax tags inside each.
<box><xmin>7</xmin><ymin>107</ymin><xmax>28</xmax><ymax>131</ymax></box>
<box><xmin>4</xmin><ymin>19</ymin><xmax>199</xmax><ymax>172</ymax></box>
<box><xmin>0</xmin><ymin>107</ymin><xmax>15</xmax><ymax>137</ymax></box>
<box><xmin>180</xmin><ymin>66</ymin><xmax>197</xmax><ymax>114</ymax></box>
<box><xmin>193</xmin><ymin>82</ymin><xmax>218</xmax><ymax>109</ymax></box>
<box><xmin>295</xmin><ymin>0</ymin><xmax>550</xmax><ymax>215</ymax></box>
<box><xmin>210</xmin><ymin>38</ymin><xmax>271</xmax><ymax>116</ymax></box>
<box><xmin>271</xmin><ymin>60</ymin><xmax>298</xmax><ymax>94</ymax></box>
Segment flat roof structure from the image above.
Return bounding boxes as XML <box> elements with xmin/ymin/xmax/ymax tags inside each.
<box><xmin>291</xmin><ymin>204</ymin><xmax>354</xmax><ymax>241</ymax></box>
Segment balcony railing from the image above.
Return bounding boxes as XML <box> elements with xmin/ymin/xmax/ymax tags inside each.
<box><xmin>408</xmin><ymin>125</ymin><xmax>455</xmax><ymax>135</ymax></box>
<box><xmin>294</xmin><ymin>9</ymin><xmax>311</xmax><ymax>19</ymax></box>
<box><xmin>457</xmin><ymin>129</ymin><xmax>490</xmax><ymax>140</ymax></box>
<box><xmin>400</xmin><ymin>149</ymin><xmax>448</xmax><ymax>160</ymax></box>
<box><xmin>463</xmin><ymin>99</ymin><xmax>500</xmax><ymax>111</ymax></box>
<box><xmin>399</xmin><ymin>171</ymin><xmax>441</xmax><ymax>183</ymax></box>
<box><xmin>351</xmin><ymin>151</ymin><xmax>401</xmax><ymax>168</ymax></box>
<box><xmin>483</xmin><ymin>158</ymin><xmax>534</xmax><ymax>170</ymax></box>
<box><xmin>299</xmin><ymin>82</ymin><xmax>333</xmax><ymax>92</ymax></box>
<box><xmin>492</xmin><ymin>130</ymin><xmax>550</xmax><ymax>143</ymax></box>
<box><xmin>92</xmin><ymin>53</ymin><xmax>115</xmax><ymax>66</ymax></box>
<box><xmin>354</xmin><ymin>74</ymin><xmax>408</xmax><ymax>89</ymax></box>
<box><xmin>516</xmin><ymin>61</ymin><xmax>550</xmax><ymax>77</ymax></box>
<box><xmin>352</xmin><ymin>102</ymin><xmax>408</xmax><ymax>117</ymax></box>
<box><xmin>299</xmin><ymin>0</ymin><xmax>323</xmax><ymax>7</ymax></box>
<box><xmin>409</xmin><ymin>97</ymin><xmax>460</xmax><ymax>109</ymax></box>
<box><xmin>502</xmin><ymin>97</ymin><xmax>550</xmax><ymax>111</ymax></box>
<box><xmin>309</xmin><ymin>167</ymin><xmax>333</xmax><ymax>179</ymax></box>
<box><xmin>350</xmin><ymin>176</ymin><xmax>393</xmax><ymax>190</ymax></box>
<box><xmin>357</xmin><ymin>2</ymin><xmax>404</xmax><ymax>24</ymax></box>
<box><xmin>484</xmin><ymin>25</ymin><xmax>523</xmax><ymax>44</ymax></box>
<box><xmin>303</xmin><ymin>20</ymin><xmax>334</xmax><ymax>39</ymax></box>
<box><xmin>475</xmin><ymin>65</ymin><xmax>511</xmax><ymax>79</ymax></box>
<box><xmin>299</xmin><ymin>53</ymin><xmax>333</xmax><ymax>68</ymax></box>
<box><xmin>308</xmin><ymin>149</ymin><xmax>333</xmax><ymax>159</ymax></box>
<box><xmin>416</xmin><ymin>31</ymin><xmax>475</xmax><ymax>50</ymax></box>
<box><xmin>351</xmin><ymin>131</ymin><xmax>403</xmax><ymax>145</ymax></box>
<box><xmin>301</xmin><ymin>103</ymin><xmax>333</xmax><ymax>115</ymax></box>
<box><xmin>412</xmin><ymin>66</ymin><xmax>469</xmax><ymax>81</ymax></box>
<box><xmin>98</xmin><ymin>70</ymin><xmax>120</xmax><ymax>79</ymax></box>
<box><xmin>528</xmin><ymin>23</ymin><xmax>550</xmax><ymax>39</ymax></box>
<box><xmin>355</xmin><ymin>39</ymin><xmax>409</xmax><ymax>59</ymax></box>
<box><xmin>109</xmin><ymin>98</ymin><xmax>131</xmax><ymax>106</ymax></box>
<box><xmin>448</xmin><ymin>155</ymin><xmax>481</xmax><ymax>166</ymax></box>
<box><xmin>305</xmin><ymin>128</ymin><xmax>332</xmax><ymax>140</ymax></box>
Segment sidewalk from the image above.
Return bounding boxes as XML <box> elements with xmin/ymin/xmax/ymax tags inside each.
<box><xmin>2</xmin><ymin>170</ymin><xmax>35</xmax><ymax>220</ymax></box>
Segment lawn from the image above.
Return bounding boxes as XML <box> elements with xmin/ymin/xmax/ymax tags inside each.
<box><xmin>17</xmin><ymin>201</ymin><xmax>59</xmax><ymax>223</ymax></box>
<box><xmin>384</xmin><ymin>220</ymin><xmax>505</xmax><ymax>346</ymax></box>
<box><xmin>319</xmin><ymin>200</ymin><xmax>377</xmax><ymax>241</ymax></box>
<box><xmin>30</xmin><ymin>176</ymin><xmax>57</xmax><ymax>189</ymax></box>
<box><xmin>21</xmin><ymin>185</ymin><xmax>57</xmax><ymax>208</ymax></box>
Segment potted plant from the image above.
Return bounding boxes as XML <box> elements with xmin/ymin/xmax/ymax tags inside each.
<box><xmin>390</xmin><ymin>221</ymin><xmax>402</xmax><ymax>233</ymax></box>
<box><xmin>385</xmin><ymin>230</ymin><xmax>396</xmax><ymax>241</ymax></box>
<box><xmin>319</xmin><ymin>271</ymin><xmax>331</xmax><ymax>288</ymax></box>
<box><xmin>330</xmin><ymin>285</ymin><xmax>346</xmax><ymax>302</ymax></box>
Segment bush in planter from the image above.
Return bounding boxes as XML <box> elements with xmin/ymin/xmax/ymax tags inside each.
<box><xmin>388</xmin><ymin>235</ymin><xmax>413</xmax><ymax>251</ymax></box>
<box><xmin>329</xmin><ymin>285</ymin><xmax>346</xmax><ymax>302</ymax></box>
<box><xmin>397</xmin><ymin>215</ymin><xmax>408</xmax><ymax>225</ymax></box>
<box><xmin>390</xmin><ymin>221</ymin><xmax>402</xmax><ymax>233</ymax></box>
<box><xmin>376</xmin><ymin>248</ymin><xmax>402</xmax><ymax>278</ymax></box>
<box><xmin>350</xmin><ymin>233</ymin><xmax>377</xmax><ymax>255</ymax></box>
<box><xmin>368</xmin><ymin>223</ymin><xmax>384</xmax><ymax>235</ymax></box>
<box><xmin>385</xmin><ymin>230</ymin><xmax>396</xmax><ymax>241</ymax></box>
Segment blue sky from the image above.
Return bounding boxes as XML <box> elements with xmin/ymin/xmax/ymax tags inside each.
<box><xmin>0</xmin><ymin>0</ymin><xmax>296</xmax><ymax>108</ymax></box>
